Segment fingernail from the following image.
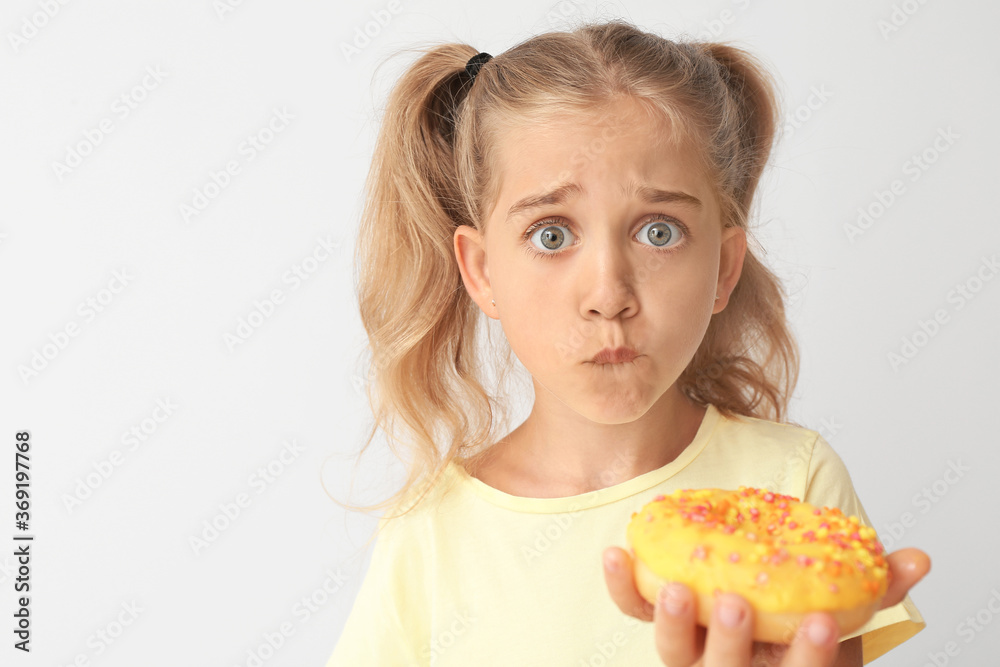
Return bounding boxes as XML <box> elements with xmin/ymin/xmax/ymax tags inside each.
<box><xmin>659</xmin><ymin>583</ymin><xmax>687</xmax><ymax>616</ymax></box>
<box><xmin>807</xmin><ymin>620</ymin><xmax>833</xmax><ymax>647</ymax></box>
<box><xmin>718</xmin><ymin>598</ymin><xmax>744</xmax><ymax>628</ymax></box>
<box><xmin>604</xmin><ymin>553</ymin><xmax>619</xmax><ymax>573</ymax></box>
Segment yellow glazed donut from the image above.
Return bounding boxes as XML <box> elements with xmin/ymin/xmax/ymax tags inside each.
<box><xmin>626</xmin><ymin>487</ymin><xmax>888</xmax><ymax>643</ymax></box>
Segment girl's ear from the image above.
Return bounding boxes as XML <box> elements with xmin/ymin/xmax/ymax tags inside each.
<box><xmin>714</xmin><ymin>225</ymin><xmax>747</xmax><ymax>313</ymax></box>
<box><xmin>454</xmin><ymin>225</ymin><xmax>498</xmax><ymax>319</ymax></box>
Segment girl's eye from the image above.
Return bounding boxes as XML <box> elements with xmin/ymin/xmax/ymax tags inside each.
<box><xmin>522</xmin><ymin>216</ymin><xmax>687</xmax><ymax>258</ymax></box>
<box><xmin>527</xmin><ymin>222</ymin><xmax>577</xmax><ymax>254</ymax></box>
<box><xmin>636</xmin><ymin>219</ymin><xmax>683</xmax><ymax>249</ymax></box>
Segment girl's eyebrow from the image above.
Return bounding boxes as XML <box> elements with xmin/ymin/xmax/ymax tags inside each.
<box><xmin>505</xmin><ymin>180</ymin><xmax>702</xmax><ymax>224</ymax></box>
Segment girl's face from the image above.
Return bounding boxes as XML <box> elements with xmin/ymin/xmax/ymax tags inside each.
<box><xmin>454</xmin><ymin>97</ymin><xmax>745</xmax><ymax>425</ymax></box>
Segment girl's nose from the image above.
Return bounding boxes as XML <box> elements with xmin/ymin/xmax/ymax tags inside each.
<box><xmin>580</xmin><ymin>240</ymin><xmax>639</xmax><ymax>319</ymax></box>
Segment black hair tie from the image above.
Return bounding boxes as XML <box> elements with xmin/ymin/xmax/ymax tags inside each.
<box><xmin>465</xmin><ymin>52</ymin><xmax>493</xmax><ymax>84</ymax></box>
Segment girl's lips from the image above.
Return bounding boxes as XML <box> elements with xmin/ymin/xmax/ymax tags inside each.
<box><xmin>591</xmin><ymin>347</ymin><xmax>639</xmax><ymax>364</ymax></box>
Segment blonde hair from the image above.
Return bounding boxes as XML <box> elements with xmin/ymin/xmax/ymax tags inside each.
<box><xmin>328</xmin><ymin>18</ymin><xmax>799</xmax><ymax>533</ymax></box>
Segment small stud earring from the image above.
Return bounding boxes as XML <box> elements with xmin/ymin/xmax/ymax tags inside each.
<box><xmin>715</xmin><ymin>295</ymin><xmax>720</xmax><ymax>301</ymax></box>
<box><xmin>491</xmin><ymin>298</ymin><xmax>496</xmax><ymax>306</ymax></box>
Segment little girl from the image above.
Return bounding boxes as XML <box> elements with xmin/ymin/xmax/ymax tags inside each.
<box><xmin>327</xmin><ymin>18</ymin><xmax>930</xmax><ymax>666</ymax></box>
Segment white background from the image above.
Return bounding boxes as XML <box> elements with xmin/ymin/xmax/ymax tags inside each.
<box><xmin>1</xmin><ymin>0</ymin><xmax>998</xmax><ymax>665</ymax></box>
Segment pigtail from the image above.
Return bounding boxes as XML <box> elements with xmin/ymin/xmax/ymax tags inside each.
<box><xmin>703</xmin><ymin>43</ymin><xmax>783</xmax><ymax>216</ymax></box>
<box><xmin>678</xmin><ymin>42</ymin><xmax>800</xmax><ymax>424</ymax></box>
<box><xmin>326</xmin><ymin>45</ymin><xmax>510</xmax><ymax>533</ymax></box>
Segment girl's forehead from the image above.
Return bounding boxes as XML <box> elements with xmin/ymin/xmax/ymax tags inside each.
<box><xmin>478</xmin><ymin>100</ymin><xmax>711</xmax><ymax>222</ymax></box>
<box><xmin>492</xmin><ymin>116</ymin><xmax>702</xmax><ymax>188</ymax></box>
<box><xmin>498</xmin><ymin>99</ymin><xmax>677</xmax><ymax>144</ymax></box>
<box><xmin>491</xmin><ymin>108</ymin><xmax>694</xmax><ymax>182</ymax></box>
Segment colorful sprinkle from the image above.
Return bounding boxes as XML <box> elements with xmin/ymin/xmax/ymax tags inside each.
<box><xmin>627</xmin><ymin>488</ymin><xmax>888</xmax><ymax>609</ymax></box>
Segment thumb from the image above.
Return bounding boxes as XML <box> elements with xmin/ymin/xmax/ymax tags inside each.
<box><xmin>603</xmin><ymin>546</ymin><xmax>655</xmax><ymax>621</ymax></box>
<box><xmin>880</xmin><ymin>547</ymin><xmax>931</xmax><ymax>609</ymax></box>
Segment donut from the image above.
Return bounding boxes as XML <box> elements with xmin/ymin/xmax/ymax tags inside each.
<box><xmin>626</xmin><ymin>487</ymin><xmax>888</xmax><ymax>643</ymax></box>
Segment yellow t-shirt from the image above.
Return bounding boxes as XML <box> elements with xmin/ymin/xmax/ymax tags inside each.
<box><xmin>326</xmin><ymin>403</ymin><xmax>925</xmax><ymax>665</ymax></box>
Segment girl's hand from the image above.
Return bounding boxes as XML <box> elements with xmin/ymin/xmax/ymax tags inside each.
<box><xmin>602</xmin><ymin>546</ymin><xmax>930</xmax><ymax>666</ymax></box>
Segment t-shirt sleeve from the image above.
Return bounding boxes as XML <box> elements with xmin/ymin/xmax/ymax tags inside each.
<box><xmin>803</xmin><ymin>433</ymin><xmax>926</xmax><ymax>665</ymax></box>
<box><xmin>325</xmin><ymin>516</ymin><xmax>428</xmax><ymax>667</ymax></box>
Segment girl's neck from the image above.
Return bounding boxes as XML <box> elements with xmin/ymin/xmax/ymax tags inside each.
<box><xmin>469</xmin><ymin>388</ymin><xmax>706</xmax><ymax>498</ymax></box>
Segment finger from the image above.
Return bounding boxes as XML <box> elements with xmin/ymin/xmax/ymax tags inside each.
<box><xmin>603</xmin><ymin>546</ymin><xmax>654</xmax><ymax>621</ymax></box>
<box><xmin>701</xmin><ymin>592</ymin><xmax>754</xmax><ymax>666</ymax></box>
<box><xmin>653</xmin><ymin>582</ymin><xmax>700</xmax><ymax>667</ymax></box>
<box><xmin>880</xmin><ymin>547</ymin><xmax>931</xmax><ymax>609</ymax></box>
<box><xmin>779</xmin><ymin>613</ymin><xmax>839</xmax><ymax>667</ymax></box>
